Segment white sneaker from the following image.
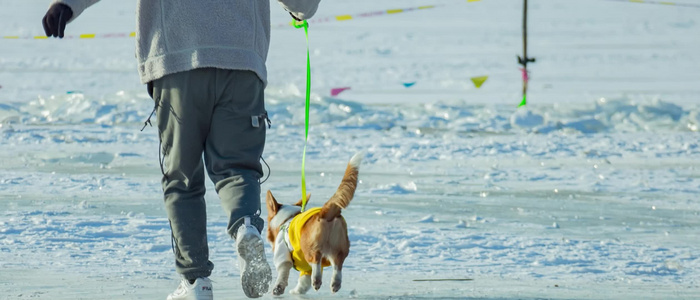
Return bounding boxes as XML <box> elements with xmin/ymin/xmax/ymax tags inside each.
<box><xmin>235</xmin><ymin>217</ymin><xmax>272</xmax><ymax>298</ymax></box>
<box><xmin>166</xmin><ymin>277</ymin><xmax>213</xmax><ymax>300</ymax></box>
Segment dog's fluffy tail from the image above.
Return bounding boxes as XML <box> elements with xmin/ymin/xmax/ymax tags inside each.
<box><xmin>320</xmin><ymin>152</ymin><xmax>362</xmax><ymax>221</ymax></box>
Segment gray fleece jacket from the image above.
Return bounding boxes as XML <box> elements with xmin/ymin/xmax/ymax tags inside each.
<box><xmin>54</xmin><ymin>0</ymin><xmax>321</xmax><ymax>85</ymax></box>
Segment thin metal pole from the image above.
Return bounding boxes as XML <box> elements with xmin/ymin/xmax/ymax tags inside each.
<box><xmin>522</xmin><ymin>0</ymin><xmax>528</xmax><ymax>97</ymax></box>
<box><xmin>518</xmin><ymin>0</ymin><xmax>534</xmax><ymax>107</ymax></box>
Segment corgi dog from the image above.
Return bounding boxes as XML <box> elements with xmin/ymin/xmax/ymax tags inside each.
<box><xmin>265</xmin><ymin>153</ymin><xmax>361</xmax><ymax>295</ymax></box>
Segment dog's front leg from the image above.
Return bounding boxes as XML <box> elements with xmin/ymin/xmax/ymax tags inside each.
<box><xmin>290</xmin><ymin>275</ymin><xmax>311</xmax><ymax>294</ymax></box>
<box><xmin>273</xmin><ymin>260</ymin><xmax>292</xmax><ymax>295</ymax></box>
<box><xmin>272</xmin><ymin>235</ymin><xmax>294</xmax><ymax>295</ymax></box>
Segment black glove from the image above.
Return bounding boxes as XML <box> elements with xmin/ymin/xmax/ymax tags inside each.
<box><xmin>42</xmin><ymin>3</ymin><xmax>73</xmax><ymax>38</ymax></box>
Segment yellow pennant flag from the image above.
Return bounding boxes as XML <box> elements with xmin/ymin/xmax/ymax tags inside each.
<box><xmin>470</xmin><ymin>76</ymin><xmax>488</xmax><ymax>88</ymax></box>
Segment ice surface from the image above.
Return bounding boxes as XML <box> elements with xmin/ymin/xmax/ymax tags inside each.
<box><xmin>1</xmin><ymin>0</ymin><xmax>699</xmax><ymax>299</ymax></box>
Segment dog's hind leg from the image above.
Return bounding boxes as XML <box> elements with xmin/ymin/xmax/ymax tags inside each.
<box><xmin>330</xmin><ymin>253</ymin><xmax>346</xmax><ymax>293</ymax></box>
<box><xmin>311</xmin><ymin>259</ymin><xmax>323</xmax><ymax>291</ymax></box>
<box><xmin>290</xmin><ymin>274</ymin><xmax>311</xmax><ymax>294</ymax></box>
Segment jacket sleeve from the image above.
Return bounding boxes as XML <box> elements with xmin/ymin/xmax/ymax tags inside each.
<box><xmin>277</xmin><ymin>0</ymin><xmax>321</xmax><ymax>20</ymax></box>
<box><xmin>53</xmin><ymin>0</ymin><xmax>100</xmax><ymax>22</ymax></box>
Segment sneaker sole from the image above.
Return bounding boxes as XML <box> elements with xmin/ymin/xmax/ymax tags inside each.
<box><xmin>238</xmin><ymin>231</ymin><xmax>272</xmax><ymax>298</ymax></box>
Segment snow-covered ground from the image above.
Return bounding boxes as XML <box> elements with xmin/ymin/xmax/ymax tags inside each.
<box><xmin>1</xmin><ymin>0</ymin><xmax>700</xmax><ymax>299</ymax></box>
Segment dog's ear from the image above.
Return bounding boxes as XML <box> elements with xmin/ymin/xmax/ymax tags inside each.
<box><xmin>266</xmin><ymin>190</ymin><xmax>281</xmax><ymax>214</ymax></box>
<box><xmin>293</xmin><ymin>193</ymin><xmax>311</xmax><ymax>207</ymax></box>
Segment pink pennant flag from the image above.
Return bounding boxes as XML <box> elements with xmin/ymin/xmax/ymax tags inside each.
<box><xmin>331</xmin><ymin>87</ymin><xmax>351</xmax><ymax>97</ymax></box>
<box><xmin>519</xmin><ymin>68</ymin><xmax>530</xmax><ymax>83</ymax></box>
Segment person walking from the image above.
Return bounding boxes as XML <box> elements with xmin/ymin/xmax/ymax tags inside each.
<box><xmin>42</xmin><ymin>0</ymin><xmax>321</xmax><ymax>299</ymax></box>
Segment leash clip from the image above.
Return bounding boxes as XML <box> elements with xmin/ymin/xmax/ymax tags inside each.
<box><xmin>293</xmin><ymin>19</ymin><xmax>308</xmax><ymax>29</ymax></box>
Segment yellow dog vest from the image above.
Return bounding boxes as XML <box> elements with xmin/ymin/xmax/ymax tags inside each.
<box><xmin>286</xmin><ymin>207</ymin><xmax>331</xmax><ymax>276</ymax></box>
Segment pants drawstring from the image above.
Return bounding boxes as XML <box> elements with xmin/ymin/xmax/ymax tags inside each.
<box><xmin>258</xmin><ymin>111</ymin><xmax>271</xmax><ymax>184</ymax></box>
<box><xmin>141</xmin><ymin>101</ymin><xmax>168</xmax><ymax>180</ymax></box>
<box><xmin>159</xmin><ymin>136</ymin><xmax>168</xmax><ymax>180</ymax></box>
<box><xmin>141</xmin><ymin>102</ymin><xmax>157</xmax><ymax>132</ymax></box>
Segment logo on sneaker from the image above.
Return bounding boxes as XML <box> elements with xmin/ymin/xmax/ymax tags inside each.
<box><xmin>202</xmin><ymin>286</ymin><xmax>212</xmax><ymax>291</ymax></box>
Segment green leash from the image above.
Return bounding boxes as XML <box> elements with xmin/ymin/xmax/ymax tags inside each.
<box><xmin>294</xmin><ymin>19</ymin><xmax>311</xmax><ymax>212</ymax></box>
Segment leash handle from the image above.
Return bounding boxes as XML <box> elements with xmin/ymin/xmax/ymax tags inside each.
<box><xmin>295</xmin><ymin>19</ymin><xmax>311</xmax><ymax>212</ymax></box>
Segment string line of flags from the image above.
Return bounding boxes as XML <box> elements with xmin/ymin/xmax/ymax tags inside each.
<box><xmin>1</xmin><ymin>3</ymin><xmax>465</xmax><ymax>40</ymax></box>
<box><xmin>329</xmin><ymin>76</ymin><xmax>489</xmax><ymax>97</ymax></box>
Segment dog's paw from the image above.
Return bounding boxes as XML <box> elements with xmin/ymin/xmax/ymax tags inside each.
<box><xmin>291</xmin><ymin>275</ymin><xmax>311</xmax><ymax>294</ymax></box>
<box><xmin>331</xmin><ymin>280</ymin><xmax>341</xmax><ymax>293</ymax></box>
<box><xmin>312</xmin><ymin>279</ymin><xmax>322</xmax><ymax>291</ymax></box>
<box><xmin>273</xmin><ymin>284</ymin><xmax>286</xmax><ymax>296</ymax></box>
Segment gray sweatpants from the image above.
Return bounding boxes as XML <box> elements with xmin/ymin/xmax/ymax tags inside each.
<box><xmin>151</xmin><ymin>68</ymin><xmax>268</xmax><ymax>280</ymax></box>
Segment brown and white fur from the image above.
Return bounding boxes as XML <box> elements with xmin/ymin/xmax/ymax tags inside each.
<box><xmin>265</xmin><ymin>153</ymin><xmax>361</xmax><ymax>295</ymax></box>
